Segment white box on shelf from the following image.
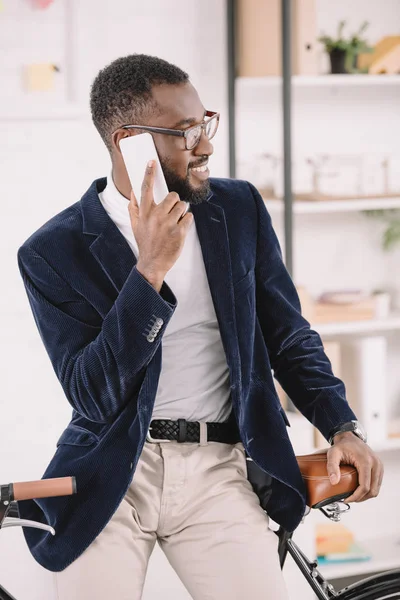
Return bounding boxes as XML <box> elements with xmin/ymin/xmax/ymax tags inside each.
<box><xmin>388</xmin><ymin>155</ymin><xmax>400</xmax><ymax>195</ymax></box>
<box><xmin>360</xmin><ymin>154</ymin><xmax>387</xmax><ymax>196</ymax></box>
<box><xmin>341</xmin><ymin>337</ymin><xmax>388</xmax><ymax>446</ymax></box>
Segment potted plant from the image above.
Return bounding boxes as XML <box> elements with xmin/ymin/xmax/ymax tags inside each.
<box><xmin>364</xmin><ymin>209</ymin><xmax>400</xmax><ymax>251</ymax></box>
<box><xmin>347</xmin><ymin>21</ymin><xmax>374</xmax><ymax>72</ymax></box>
<box><xmin>318</xmin><ymin>20</ymin><xmax>373</xmax><ymax>74</ymax></box>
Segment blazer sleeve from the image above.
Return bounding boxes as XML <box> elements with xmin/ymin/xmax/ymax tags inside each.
<box><xmin>17</xmin><ymin>245</ymin><xmax>177</xmax><ymax>424</ymax></box>
<box><xmin>248</xmin><ymin>181</ymin><xmax>357</xmax><ymax>441</ymax></box>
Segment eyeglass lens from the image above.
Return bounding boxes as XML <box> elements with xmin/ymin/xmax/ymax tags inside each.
<box><xmin>186</xmin><ymin>115</ymin><xmax>218</xmax><ymax>150</ymax></box>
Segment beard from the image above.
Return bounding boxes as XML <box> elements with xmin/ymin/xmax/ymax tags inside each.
<box><xmin>159</xmin><ymin>156</ymin><xmax>211</xmax><ymax>206</ymax></box>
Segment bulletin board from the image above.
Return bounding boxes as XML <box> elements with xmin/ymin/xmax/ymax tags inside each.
<box><xmin>0</xmin><ymin>0</ymin><xmax>79</xmax><ymax>119</ymax></box>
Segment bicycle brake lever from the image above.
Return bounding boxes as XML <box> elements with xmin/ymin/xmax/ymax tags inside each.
<box><xmin>2</xmin><ymin>517</ymin><xmax>55</xmax><ymax>535</ymax></box>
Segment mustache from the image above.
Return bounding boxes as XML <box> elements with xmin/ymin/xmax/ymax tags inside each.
<box><xmin>188</xmin><ymin>156</ymin><xmax>209</xmax><ymax>169</ymax></box>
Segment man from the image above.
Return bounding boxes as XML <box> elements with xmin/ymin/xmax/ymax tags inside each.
<box><xmin>17</xmin><ymin>54</ymin><xmax>383</xmax><ymax>599</ymax></box>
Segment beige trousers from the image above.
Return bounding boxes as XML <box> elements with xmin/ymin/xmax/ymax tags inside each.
<box><xmin>54</xmin><ymin>439</ymin><xmax>289</xmax><ymax>600</ymax></box>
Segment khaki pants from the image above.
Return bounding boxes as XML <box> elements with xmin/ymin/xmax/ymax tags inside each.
<box><xmin>54</xmin><ymin>439</ymin><xmax>289</xmax><ymax>599</ymax></box>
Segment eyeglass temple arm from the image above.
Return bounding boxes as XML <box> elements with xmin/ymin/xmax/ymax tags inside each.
<box><xmin>121</xmin><ymin>125</ymin><xmax>184</xmax><ymax>137</ymax></box>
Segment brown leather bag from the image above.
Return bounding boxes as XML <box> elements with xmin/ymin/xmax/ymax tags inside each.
<box><xmin>296</xmin><ymin>448</ymin><xmax>359</xmax><ymax>508</ymax></box>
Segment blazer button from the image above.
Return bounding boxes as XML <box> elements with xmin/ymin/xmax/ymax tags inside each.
<box><xmin>147</xmin><ymin>334</ymin><xmax>155</xmax><ymax>342</ymax></box>
<box><xmin>155</xmin><ymin>318</ymin><xmax>164</xmax><ymax>327</ymax></box>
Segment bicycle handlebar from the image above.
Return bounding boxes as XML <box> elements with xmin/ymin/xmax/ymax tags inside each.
<box><xmin>1</xmin><ymin>477</ymin><xmax>77</xmax><ymax>502</ymax></box>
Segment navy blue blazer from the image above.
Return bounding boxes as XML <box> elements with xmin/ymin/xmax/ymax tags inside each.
<box><xmin>17</xmin><ymin>177</ymin><xmax>357</xmax><ymax>571</ymax></box>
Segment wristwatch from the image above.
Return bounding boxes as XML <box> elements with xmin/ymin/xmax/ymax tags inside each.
<box><xmin>328</xmin><ymin>420</ymin><xmax>368</xmax><ymax>446</ymax></box>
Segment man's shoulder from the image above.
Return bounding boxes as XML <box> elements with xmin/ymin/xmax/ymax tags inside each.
<box><xmin>209</xmin><ymin>176</ymin><xmax>253</xmax><ymax>198</ymax></box>
<box><xmin>209</xmin><ymin>177</ymin><xmax>259</xmax><ymax>216</ymax></box>
<box><xmin>21</xmin><ymin>203</ymin><xmax>81</xmax><ymax>247</ymax></box>
<box><xmin>18</xmin><ymin>179</ymin><xmax>102</xmax><ymax>260</ymax></box>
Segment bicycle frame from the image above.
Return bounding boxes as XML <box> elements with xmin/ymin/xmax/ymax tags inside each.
<box><xmin>275</xmin><ymin>501</ymin><xmax>400</xmax><ymax>599</ymax></box>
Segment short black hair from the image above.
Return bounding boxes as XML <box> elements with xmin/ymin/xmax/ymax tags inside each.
<box><xmin>90</xmin><ymin>54</ymin><xmax>189</xmax><ymax>152</ymax></box>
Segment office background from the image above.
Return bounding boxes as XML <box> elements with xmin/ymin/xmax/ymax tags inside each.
<box><xmin>0</xmin><ymin>1</ymin><xmax>399</xmax><ymax>598</ymax></box>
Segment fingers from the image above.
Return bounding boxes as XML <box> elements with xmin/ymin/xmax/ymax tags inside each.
<box><xmin>327</xmin><ymin>442</ymin><xmax>384</xmax><ymax>505</ymax></box>
<box><xmin>128</xmin><ymin>189</ymin><xmax>139</xmax><ymax>227</ymax></box>
<box><xmin>170</xmin><ymin>199</ymin><xmax>190</xmax><ymax>221</ymax></box>
<box><xmin>357</xmin><ymin>457</ymin><xmax>384</xmax><ymax>502</ymax></box>
<box><xmin>178</xmin><ymin>210</ymin><xmax>194</xmax><ymax>230</ymax></box>
<box><xmin>141</xmin><ymin>160</ymin><xmax>157</xmax><ymax>212</ymax></box>
<box><xmin>343</xmin><ymin>457</ymin><xmax>373</xmax><ymax>503</ymax></box>
<box><xmin>326</xmin><ymin>446</ymin><xmax>342</xmax><ymax>485</ymax></box>
<box><xmin>162</xmin><ymin>191</ymin><xmax>182</xmax><ymax>213</ymax></box>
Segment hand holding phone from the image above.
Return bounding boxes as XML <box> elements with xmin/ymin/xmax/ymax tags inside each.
<box><xmin>128</xmin><ymin>159</ymin><xmax>194</xmax><ymax>290</ymax></box>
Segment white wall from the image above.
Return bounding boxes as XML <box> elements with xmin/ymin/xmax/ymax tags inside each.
<box><xmin>0</xmin><ymin>1</ymin><xmax>228</xmax><ymax>598</ymax></box>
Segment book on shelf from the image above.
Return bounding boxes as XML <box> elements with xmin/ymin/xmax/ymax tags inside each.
<box><xmin>316</xmin><ymin>523</ymin><xmax>371</xmax><ymax>565</ymax></box>
<box><xmin>317</xmin><ymin>542</ymin><xmax>372</xmax><ymax>565</ymax></box>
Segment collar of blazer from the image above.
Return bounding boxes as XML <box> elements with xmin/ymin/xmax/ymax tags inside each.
<box><xmin>80</xmin><ymin>178</ymin><xmax>230</xmax><ymax>300</ymax></box>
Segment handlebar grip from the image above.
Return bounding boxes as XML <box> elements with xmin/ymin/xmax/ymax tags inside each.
<box><xmin>12</xmin><ymin>477</ymin><xmax>77</xmax><ymax>501</ymax></box>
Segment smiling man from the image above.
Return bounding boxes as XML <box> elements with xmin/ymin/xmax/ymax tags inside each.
<box><xmin>17</xmin><ymin>54</ymin><xmax>383</xmax><ymax>600</ymax></box>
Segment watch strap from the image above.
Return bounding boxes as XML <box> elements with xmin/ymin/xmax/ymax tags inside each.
<box><xmin>328</xmin><ymin>421</ymin><xmax>363</xmax><ymax>445</ymax></box>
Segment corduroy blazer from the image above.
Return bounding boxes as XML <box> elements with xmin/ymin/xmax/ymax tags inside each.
<box><xmin>17</xmin><ymin>177</ymin><xmax>357</xmax><ymax>572</ymax></box>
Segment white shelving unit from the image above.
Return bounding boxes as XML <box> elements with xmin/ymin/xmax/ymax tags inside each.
<box><xmin>237</xmin><ymin>74</ymin><xmax>400</xmax><ymax>88</ymax></box>
<box><xmin>312</xmin><ymin>313</ymin><xmax>400</xmax><ymax>337</ymax></box>
<box><xmin>372</xmin><ymin>437</ymin><xmax>400</xmax><ymax>452</ymax></box>
<box><xmin>286</xmin><ymin>410</ymin><xmax>400</xmax><ymax>454</ymax></box>
<box><xmin>264</xmin><ymin>197</ymin><xmax>400</xmax><ymax>215</ymax></box>
<box><xmin>235</xmin><ymin>8</ymin><xmax>400</xmax><ymax>593</ymax></box>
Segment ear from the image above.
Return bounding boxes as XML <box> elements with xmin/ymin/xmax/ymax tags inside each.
<box><xmin>111</xmin><ymin>128</ymin><xmax>133</xmax><ymax>155</ymax></box>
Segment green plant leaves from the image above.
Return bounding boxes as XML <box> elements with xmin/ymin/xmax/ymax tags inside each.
<box><xmin>362</xmin><ymin>209</ymin><xmax>400</xmax><ymax>251</ymax></box>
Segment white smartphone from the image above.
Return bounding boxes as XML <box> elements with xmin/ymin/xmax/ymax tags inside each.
<box><xmin>119</xmin><ymin>132</ymin><xmax>169</xmax><ymax>206</ymax></box>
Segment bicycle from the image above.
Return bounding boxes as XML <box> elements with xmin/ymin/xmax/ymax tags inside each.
<box><xmin>1</xmin><ymin>449</ymin><xmax>399</xmax><ymax>600</ymax></box>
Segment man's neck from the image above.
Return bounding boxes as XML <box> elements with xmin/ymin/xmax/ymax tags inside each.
<box><xmin>111</xmin><ymin>164</ymin><xmax>131</xmax><ymax>200</ymax></box>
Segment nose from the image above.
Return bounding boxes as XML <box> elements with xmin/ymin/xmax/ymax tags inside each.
<box><xmin>193</xmin><ymin>129</ymin><xmax>213</xmax><ymax>157</ymax></box>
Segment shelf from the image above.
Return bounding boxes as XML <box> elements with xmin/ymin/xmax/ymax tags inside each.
<box><xmin>372</xmin><ymin>437</ymin><xmax>400</xmax><ymax>452</ymax></box>
<box><xmin>312</xmin><ymin>314</ymin><xmax>400</xmax><ymax>337</ymax></box>
<box><xmin>237</xmin><ymin>74</ymin><xmax>400</xmax><ymax>88</ymax></box>
<box><xmin>286</xmin><ymin>410</ymin><xmax>400</xmax><ymax>454</ymax></box>
<box><xmin>264</xmin><ymin>197</ymin><xmax>400</xmax><ymax>214</ymax></box>
<box><xmin>317</xmin><ymin>534</ymin><xmax>400</xmax><ymax>580</ymax></box>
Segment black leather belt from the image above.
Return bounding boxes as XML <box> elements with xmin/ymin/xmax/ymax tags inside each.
<box><xmin>146</xmin><ymin>418</ymin><xmax>241</xmax><ymax>444</ymax></box>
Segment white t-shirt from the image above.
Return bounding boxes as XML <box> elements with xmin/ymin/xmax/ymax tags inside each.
<box><xmin>98</xmin><ymin>173</ymin><xmax>232</xmax><ymax>422</ymax></box>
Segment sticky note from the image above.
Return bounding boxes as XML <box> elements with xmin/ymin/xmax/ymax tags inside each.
<box><xmin>32</xmin><ymin>0</ymin><xmax>55</xmax><ymax>8</ymax></box>
<box><xmin>24</xmin><ymin>64</ymin><xmax>57</xmax><ymax>92</ymax></box>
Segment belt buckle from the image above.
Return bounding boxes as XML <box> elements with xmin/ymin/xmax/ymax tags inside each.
<box><xmin>146</xmin><ymin>417</ymin><xmax>174</xmax><ymax>443</ymax></box>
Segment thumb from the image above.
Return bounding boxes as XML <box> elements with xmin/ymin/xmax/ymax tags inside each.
<box><xmin>327</xmin><ymin>448</ymin><xmax>341</xmax><ymax>485</ymax></box>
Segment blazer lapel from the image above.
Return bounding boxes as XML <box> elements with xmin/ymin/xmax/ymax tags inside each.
<box><xmin>81</xmin><ymin>178</ymin><xmax>137</xmax><ymax>293</ymax></box>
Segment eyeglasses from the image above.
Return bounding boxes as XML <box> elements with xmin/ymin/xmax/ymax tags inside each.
<box><xmin>119</xmin><ymin>110</ymin><xmax>220</xmax><ymax>151</ymax></box>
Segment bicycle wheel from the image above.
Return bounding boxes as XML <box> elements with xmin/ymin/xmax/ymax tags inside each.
<box><xmin>337</xmin><ymin>569</ymin><xmax>400</xmax><ymax>600</ymax></box>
